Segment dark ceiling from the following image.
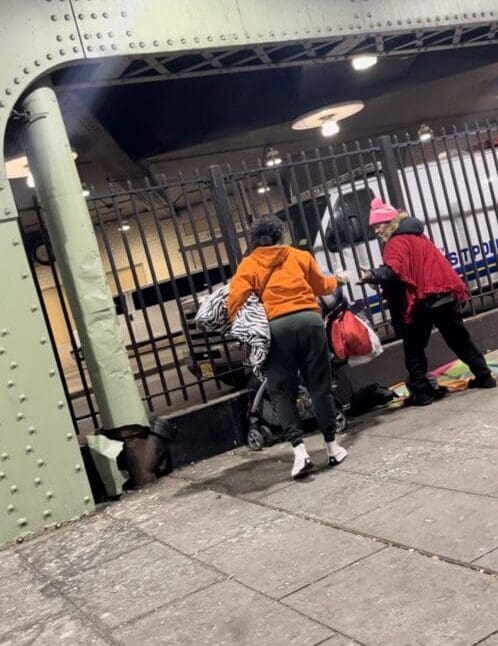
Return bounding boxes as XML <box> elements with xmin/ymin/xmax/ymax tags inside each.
<box><xmin>5</xmin><ymin>44</ymin><xmax>498</xmax><ymax>174</ymax></box>
<box><xmin>72</xmin><ymin>46</ymin><xmax>498</xmax><ymax>161</ymax></box>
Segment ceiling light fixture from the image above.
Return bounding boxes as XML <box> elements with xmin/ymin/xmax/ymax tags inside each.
<box><xmin>256</xmin><ymin>182</ymin><xmax>271</xmax><ymax>195</ymax></box>
<box><xmin>118</xmin><ymin>221</ymin><xmax>131</xmax><ymax>232</ymax></box>
<box><xmin>264</xmin><ymin>146</ymin><xmax>282</xmax><ymax>167</ymax></box>
<box><xmin>418</xmin><ymin>123</ymin><xmax>434</xmax><ymax>143</ymax></box>
<box><xmin>351</xmin><ymin>54</ymin><xmax>378</xmax><ymax>71</ymax></box>
<box><xmin>292</xmin><ymin>101</ymin><xmax>364</xmax><ymax>139</ymax></box>
<box><xmin>321</xmin><ymin>117</ymin><xmax>340</xmax><ymax>138</ymax></box>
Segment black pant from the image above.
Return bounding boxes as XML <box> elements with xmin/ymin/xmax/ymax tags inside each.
<box><xmin>402</xmin><ymin>301</ymin><xmax>490</xmax><ymax>395</ymax></box>
<box><xmin>265</xmin><ymin>310</ymin><xmax>336</xmax><ymax>447</ymax></box>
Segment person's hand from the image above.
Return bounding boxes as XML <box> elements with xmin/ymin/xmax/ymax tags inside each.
<box><xmin>357</xmin><ymin>267</ymin><xmax>373</xmax><ymax>284</ymax></box>
<box><xmin>335</xmin><ymin>269</ymin><xmax>351</xmax><ymax>285</ymax></box>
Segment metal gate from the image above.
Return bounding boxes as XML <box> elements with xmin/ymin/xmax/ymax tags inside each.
<box><xmin>19</xmin><ymin>122</ymin><xmax>498</xmax><ymax>434</ymax></box>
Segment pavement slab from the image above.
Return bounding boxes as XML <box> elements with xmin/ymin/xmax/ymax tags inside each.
<box><xmin>60</xmin><ymin>542</ymin><xmax>220</xmax><ymax>629</ymax></box>
<box><xmin>112</xmin><ymin>579</ymin><xmax>333</xmax><ymax>646</ymax></box>
<box><xmin>262</xmin><ymin>470</ymin><xmax>420</xmax><ymax>524</ymax></box>
<box><xmin>0</xmin><ymin>613</ymin><xmax>109</xmax><ymax>646</ymax></box>
<box><xmin>285</xmin><ymin>547</ymin><xmax>498</xmax><ymax>646</ymax></box>
<box><xmin>134</xmin><ymin>489</ymin><xmax>277</xmax><ymax>554</ymax></box>
<box><xmin>0</xmin><ymin>566</ymin><xmax>65</xmax><ymax>640</ymax></box>
<box><xmin>17</xmin><ymin>514</ymin><xmax>153</xmax><ymax>580</ymax></box>
<box><xmin>348</xmin><ymin>486</ymin><xmax>498</xmax><ymax>564</ymax></box>
<box><xmin>367</xmin><ymin>405</ymin><xmax>498</xmax><ymax>449</ymax></box>
<box><xmin>200</xmin><ymin>514</ymin><xmax>382</xmax><ymax>599</ymax></box>
<box><xmin>338</xmin><ymin>434</ymin><xmax>498</xmax><ymax>496</ymax></box>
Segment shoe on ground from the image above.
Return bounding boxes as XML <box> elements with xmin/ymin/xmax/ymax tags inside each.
<box><xmin>405</xmin><ymin>392</ymin><xmax>433</xmax><ymax>406</ymax></box>
<box><xmin>325</xmin><ymin>440</ymin><xmax>348</xmax><ymax>467</ymax></box>
<box><xmin>431</xmin><ymin>385</ymin><xmax>449</xmax><ymax>400</ymax></box>
<box><xmin>291</xmin><ymin>443</ymin><xmax>314</xmax><ymax>479</ymax></box>
<box><xmin>468</xmin><ymin>374</ymin><xmax>497</xmax><ymax>389</ymax></box>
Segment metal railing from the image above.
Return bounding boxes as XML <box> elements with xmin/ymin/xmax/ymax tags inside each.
<box><xmin>20</xmin><ymin>122</ymin><xmax>498</xmax><ymax>433</ymax></box>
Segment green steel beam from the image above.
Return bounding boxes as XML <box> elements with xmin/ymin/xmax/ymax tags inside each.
<box><xmin>21</xmin><ymin>84</ymin><xmax>149</xmax><ymax>431</ymax></box>
<box><xmin>0</xmin><ymin>213</ymin><xmax>94</xmax><ymax>546</ymax></box>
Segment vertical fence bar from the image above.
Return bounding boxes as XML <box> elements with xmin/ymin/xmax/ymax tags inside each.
<box><xmin>393</xmin><ymin>136</ymin><xmax>416</xmax><ymax>218</ymax></box>
<box><xmin>419</xmin><ymin>136</ymin><xmax>452</xmax><ymax>255</ymax></box>
<box><xmin>452</xmin><ymin>126</ymin><xmax>491</xmax><ymax>306</ymax></box>
<box><xmin>209</xmin><ymin>164</ymin><xmax>243</xmax><ymax>273</ymax></box>
<box><xmin>179</xmin><ymin>171</ymin><xmax>237</xmax><ymax>384</ymax></box>
<box><xmin>225</xmin><ymin>166</ymin><xmax>251</xmax><ymax>250</ymax></box>
<box><xmin>129</xmin><ymin>183</ymin><xmax>189</xmax><ymax>402</ymax></box>
<box><xmin>92</xmin><ymin>191</ymin><xmax>154</xmax><ymax>411</ymax></box>
<box><xmin>405</xmin><ymin>136</ymin><xmax>436</xmax><ymax>242</ymax></box>
<box><xmin>350</xmin><ymin>141</ymin><xmax>390</xmax><ymax>327</ymax></box>
<box><xmin>120</xmin><ymin>181</ymin><xmax>171</xmax><ymax>407</ymax></box>
<box><xmin>430</xmin><ymin>136</ymin><xmax>469</xmax><ymax>290</ymax></box>
<box><xmin>463</xmin><ymin>124</ymin><xmax>497</xmax><ymax>297</ymax></box>
<box><xmin>474</xmin><ymin>124</ymin><xmax>498</xmax><ymax>302</ymax></box>
<box><xmin>441</xmin><ymin>129</ymin><xmax>481</xmax><ymax>312</ymax></box>
<box><xmin>195</xmin><ymin>170</ymin><xmax>230</xmax><ymax>280</ymax></box>
<box><xmin>145</xmin><ymin>176</ymin><xmax>205</xmax><ymax>402</ymax></box>
<box><xmin>315</xmin><ymin>152</ymin><xmax>355</xmax><ymax>302</ymax></box>
<box><xmin>378</xmin><ymin>135</ymin><xmax>406</xmax><ymax>209</ymax></box>
<box><xmin>303</xmin><ymin>150</ymin><xmax>334</xmax><ymax>271</ymax></box>
<box><xmin>160</xmin><ymin>175</ymin><xmax>217</xmax><ymax>398</ymax></box>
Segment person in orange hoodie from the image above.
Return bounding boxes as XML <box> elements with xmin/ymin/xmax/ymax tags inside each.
<box><xmin>228</xmin><ymin>214</ymin><xmax>349</xmax><ymax>478</ymax></box>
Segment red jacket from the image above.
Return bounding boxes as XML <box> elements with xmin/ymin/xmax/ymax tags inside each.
<box><xmin>382</xmin><ymin>218</ymin><xmax>468</xmax><ymax>323</ymax></box>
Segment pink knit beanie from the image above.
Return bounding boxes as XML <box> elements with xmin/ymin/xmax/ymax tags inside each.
<box><xmin>369</xmin><ymin>197</ymin><xmax>399</xmax><ymax>225</ymax></box>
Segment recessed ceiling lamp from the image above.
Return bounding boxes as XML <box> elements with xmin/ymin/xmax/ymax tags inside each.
<box><xmin>418</xmin><ymin>123</ymin><xmax>434</xmax><ymax>143</ymax></box>
<box><xmin>292</xmin><ymin>101</ymin><xmax>364</xmax><ymax>138</ymax></box>
<box><xmin>256</xmin><ymin>181</ymin><xmax>271</xmax><ymax>194</ymax></box>
<box><xmin>264</xmin><ymin>146</ymin><xmax>282</xmax><ymax>167</ymax></box>
<box><xmin>351</xmin><ymin>54</ymin><xmax>378</xmax><ymax>71</ymax></box>
<box><xmin>118</xmin><ymin>220</ymin><xmax>131</xmax><ymax>232</ymax></box>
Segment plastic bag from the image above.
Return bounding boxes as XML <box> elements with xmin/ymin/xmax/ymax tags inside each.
<box><xmin>331</xmin><ymin>310</ymin><xmax>383</xmax><ymax>365</ymax></box>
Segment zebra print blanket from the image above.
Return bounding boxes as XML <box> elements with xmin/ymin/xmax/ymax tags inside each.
<box><xmin>195</xmin><ymin>285</ymin><xmax>270</xmax><ymax>377</ymax></box>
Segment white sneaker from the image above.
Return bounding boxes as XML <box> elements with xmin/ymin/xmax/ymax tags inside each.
<box><xmin>291</xmin><ymin>443</ymin><xmax>314</xmax><ymax>479</ymax></box>
<box><xmin>325</xmin><ymin>440</ymin><xmax>348</xmax><ymax>467</ymax></box>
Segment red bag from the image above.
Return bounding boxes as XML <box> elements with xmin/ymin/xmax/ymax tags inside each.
<box><xmin>331</xmin><ymin>310</ymin><xmax>372</xmax><ymax>361</ymax></box>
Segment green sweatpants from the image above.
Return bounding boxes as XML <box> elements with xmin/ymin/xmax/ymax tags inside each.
<box><xmin>265</xmin><ymin>309</ymin><xmax>336</xmax><ymax>446</ymax></box>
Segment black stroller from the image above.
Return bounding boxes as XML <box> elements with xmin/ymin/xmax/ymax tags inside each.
<box><xmin>246</xmin><ymin>288</ymin><xmax>350</xmax><ymax>451</ymax></box>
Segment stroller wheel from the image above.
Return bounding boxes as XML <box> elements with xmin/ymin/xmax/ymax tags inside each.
<box><xmin>259</xmin><ymin>425</ymin><xmax>274</xmax><ymax>447</ymax></box>
<box><xmin>336</xmin><ymin>410</ymin><xmax>347</xmax><ymax>434</ymax></box>
<box><xmin>247</xmin><ymin>427</ymin><xmax>264</xmax><ymax>451</ymax></box>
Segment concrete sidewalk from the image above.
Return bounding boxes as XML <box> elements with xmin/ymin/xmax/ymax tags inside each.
<box><xmin>1</xmin><ymin>387</ymin><xmax>498</xmax><ymax>645</ymax></box>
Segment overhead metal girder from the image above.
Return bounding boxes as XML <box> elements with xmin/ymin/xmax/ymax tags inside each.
<box><xmin>56</xmin><ymin>22</ymin><xmax>498</xmax><ymax>88</ymax></box>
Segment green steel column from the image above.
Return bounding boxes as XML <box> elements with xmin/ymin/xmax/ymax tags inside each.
<box><xmin>21</xmin><ymin>84</ymin><xmax>148</xmax><ymax>430</ymax></box>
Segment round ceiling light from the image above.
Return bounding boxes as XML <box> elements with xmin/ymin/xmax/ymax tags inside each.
<box><xmin>418</xmin><ymin>123</ymin><xmax>434</xmax><ymax>143</ymax></box>
<box><xmin>321</xmin><ymin>118</ymin><xmax>340</xmax><ymax>137</ymax></box>
<box><xmin>352</xmin><ymin>54</ymin><xmax>378</xmax><ymax>71</ymax></box>
<box><xmin>292</xmin><ymin>101</ymin><xmax>364</xmax><ymax>138</ymax></box>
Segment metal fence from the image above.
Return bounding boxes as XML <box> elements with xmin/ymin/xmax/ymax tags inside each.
<box><xmin>20</xmin><ymin>122</ymin><xmax>498</xmax><ymax>433</ymax></box>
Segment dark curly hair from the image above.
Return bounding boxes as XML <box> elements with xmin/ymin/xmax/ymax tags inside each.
<box><xmin>249</xmin><ymin>215</ymin><xmax>284</xmax><ymax>249</ymax></box>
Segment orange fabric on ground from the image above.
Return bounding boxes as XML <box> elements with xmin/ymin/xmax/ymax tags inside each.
<box><xmin>227</xmin><ymin>245</ymin><xmax>337</xmax><ymax>321</ymax></box>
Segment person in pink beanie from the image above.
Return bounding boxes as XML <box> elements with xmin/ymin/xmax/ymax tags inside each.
<box><xmin>359</xmin><ymin>197</ymin><xmax>495</xmax><ymax>405</ymax></box>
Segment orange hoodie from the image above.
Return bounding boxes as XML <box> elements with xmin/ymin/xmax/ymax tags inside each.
<box><xmin>227</xmin><ymin>246</ymin><xmax>337</xmax><ymax>321</ymax></box>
